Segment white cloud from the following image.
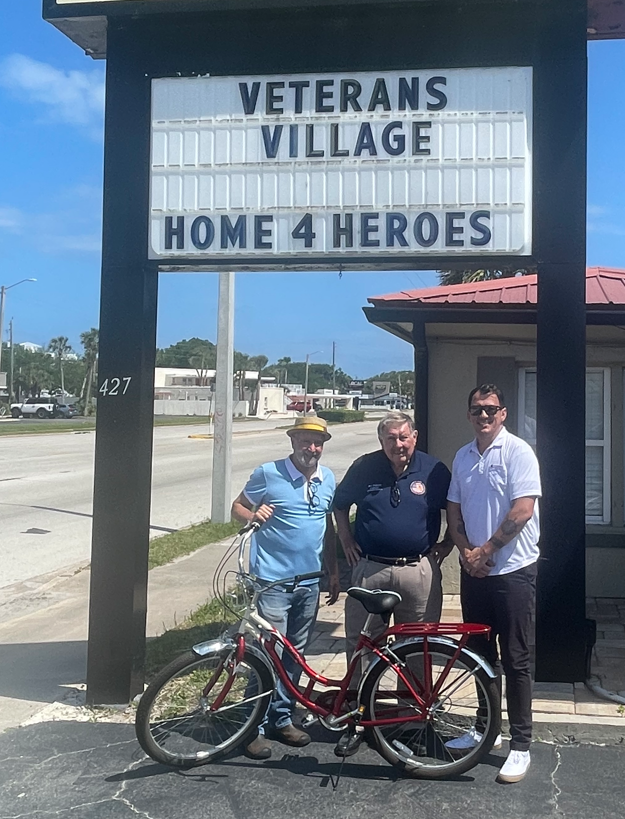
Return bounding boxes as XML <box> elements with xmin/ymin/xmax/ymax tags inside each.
<box><xmin>0</xmin><ymin>54</ymin><xmax>104</xmax><ymax>134</ymax></box>
<box><xmin>587</xmin><ymin>204</ymin><xmax>609</xmax><ymax>218</ymax></box>
<box><xmin>0</xmin><ymin>206</ymin><xmax>23</xmax><ymax>232</ymax></box>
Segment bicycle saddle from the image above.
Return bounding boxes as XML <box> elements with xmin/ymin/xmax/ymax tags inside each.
<box><xmin>347</xmin><ymin>587</ymin><xmax>402</xmax><ymax>614</ymax></box>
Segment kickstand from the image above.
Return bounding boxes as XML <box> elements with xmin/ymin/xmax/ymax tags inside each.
<box><xmin>330</xmin><ymin>753</ymin><xmax>348</xmax><ymax>792</ymax></box>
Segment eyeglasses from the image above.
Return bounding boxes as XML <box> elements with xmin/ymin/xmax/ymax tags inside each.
<box><xmin>307</xmin><ymin>481</ymin><xmax>320</xmax><ymax>510</ymax></box>
<box><xmin>469</xmin><ymin>406</ymin><xmax>504</xmax><ymax>417</ymax></box>
<box><xmin>390</xmin><ymin>482</ymin><xmax>401</xmax><ymax>508</ymax></box>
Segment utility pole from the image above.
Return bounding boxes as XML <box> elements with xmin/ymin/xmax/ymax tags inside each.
<box><xmin>8</xmin><ymin>319</ymin><xmax>14</xmax><ymax>402</ymax></box>
<box><xmin>331</xmin><ymin>341</ymin><xmax>336</xmax><ymax>408</ymax></box>
<box><xmin>211</xmin><ymin>271</ymin><xmax>235</xmax><ymax>523</ymax></box>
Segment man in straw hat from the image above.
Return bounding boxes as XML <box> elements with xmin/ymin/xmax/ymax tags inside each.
<box><xmin>232</xmin><ymin>414</ymin><xmax>340</xmax><ymax>760</ymax></box>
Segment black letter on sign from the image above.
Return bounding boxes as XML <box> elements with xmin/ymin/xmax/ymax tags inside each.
<box><xmin>470</xmin><ymin>211</ymin><xmax>492</xmax><ymax>246</ymax></box>
<box><xmin>414</xmin><ymin>212</ymin><xmax>439</xmax><ymax>247</ymax></box>
<box><xmin>330</xmin><ymin>124</ymin><xmax>349</xmax><ymax>157</ymax></box>
<box><xmin>266</xmin><ymin>82</ymin><xmax>285</xmax><ymax>114</ymax></box>
<box><xmin>315</xmin><ymin>79</ymin><xmax>334</xmax><ymax>113</ymax></box>
<box><xmin>289</xmin><ymin>80</ymin><xmax>310</xmax><ymax>114</ymax></box>
<box><xmin>386</xmin><ymin>213</ymin><xmax>408</xmax><ymax>247</ymax></box>
<box><xmin>291</xmin><ymin>213</ymin><xmax>316</xmax><ymax>248</ymax></box>
<box><xmin>221</xmin><ymin>215</ymin><xmax>247</xmax><ymax>249</ymax></box>
<box><xmin>190</xmin><ymin>216</ymin><xmax>214</xmax><ymax>250</ymax></box>
<box><xmin>333</xmin><ymin>213</ymin><xmax>354</xmax><ymax>248</ymax></box>
<box><xmin>398</xmin><ymin>77</ymin><xmax>419</xmax><ymax>111</ymax></box>
<box><xmin>165</xmin><ymin>216</ymin><xmax>184</xmax><ymax>250</ymax></box>
<box><xmin>306</xmin><ymin>125</ymin><xmax>324</xmax><ymax>157</ymax></box>
<box><xmin>412</xmin><ymin>122</ymin><xmax>431</xmax><ymax>155</ymax></box>
<box><xmin>239</xmin><ymin>82</ymin><xmax>261</xmax><ymax>115</ymax></box>
<box><xmin>426</xmin><ymin>77</ymin><xmax>447</xmax><ymax>111</ymax></box>
<box><xmin>445</xmin><ymin>212</ymin><xmax>465</xmax><ymax>246</ymax></box>
<box><xmin>381</xmin><ymin>122</ymin><xmax>405</xmax><ymax>156</ymax></box>
<box><xmin>354</xmin><ymin>123</ymin><xmax>377</xmax><ymax>156</ymax></box>
<box><xmin>340</xmin><ymin>80</ymin><xmax>362</xmax><ymax>112</ymax></box>
<box><xmin>361</xmin><ymin>212</ymin><xmax>380</xmax><ymax>247</ymax></box>
<box><xmin>289</xmin><ymin>124</ymin><xmax>298</xmax><ymax>158</ymax></box>
<box><xmin>254</xmin><ymin>215</ymin><xmax>273</xmax><ymax>249</ymax></box>
<box><xmin>368</xmin><ymin>78</ymin><xmax>391</xmax><ymax>111</ymax></box>
<box><xmin>261</xmin><ymin>125</ymin><xmax>284</xmax><ymax>159</ymax></box>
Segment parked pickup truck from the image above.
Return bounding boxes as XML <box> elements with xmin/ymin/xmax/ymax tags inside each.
<box><xmin>11</xmin><ymin>397</ymin><xmax>79</xmax><ymax>419</ymax></box>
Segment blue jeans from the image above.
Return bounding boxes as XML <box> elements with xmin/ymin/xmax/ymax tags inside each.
<box><xmin>256</xmin><ymin>581</ymin><xmax>320</xmax><ymax>731</ymax></box>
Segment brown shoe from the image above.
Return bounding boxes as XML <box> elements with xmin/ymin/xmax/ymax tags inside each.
<box><xmin>244</xmin><ymin>733</ymin><xmax>272</xmax><ymax>760</ymax></box>
<box><xmin>272</xmin><ymin>723</ymin><xmax>311</xmax><ymax>747</ymax></box>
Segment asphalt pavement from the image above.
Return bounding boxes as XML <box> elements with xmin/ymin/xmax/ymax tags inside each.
<box><xmin>0</xmin><ymin>418</ymin><xmax>380</xmax><ymax>588</ymax></box>
<box><xmin>1</xmin><ymin>720</ymin><xmax>624</xmax><ymax>819</ymax></box>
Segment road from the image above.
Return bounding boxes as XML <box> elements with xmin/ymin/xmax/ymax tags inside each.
<box><xmin>0</xmin><ymin>419</ymin><xmax>381</xmax><ymax>590</ymax></box>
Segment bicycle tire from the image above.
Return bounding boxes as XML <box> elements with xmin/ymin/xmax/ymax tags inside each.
<box><xmin>362</xmin><ymin>640</ymin><xmax>499</xmax><ymax>779</ymax></box>
<box><xmin>135</xmin><ymin>646</ymin><xmax>274</xmax><ymax>768</ymax></box>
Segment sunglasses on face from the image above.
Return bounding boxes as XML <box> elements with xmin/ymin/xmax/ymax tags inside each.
<box><xmin>469</xmin><ymin>405</ymin><xmax>504</xmax><ymax>417</ymax></box>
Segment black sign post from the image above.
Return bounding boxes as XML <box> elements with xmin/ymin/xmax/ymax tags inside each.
<box><xmin>43</xmin><ymin>0</ymin><xmax>591</xmax><ymax>701</ymax></box>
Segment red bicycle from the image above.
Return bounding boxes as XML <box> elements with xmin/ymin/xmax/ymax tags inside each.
<box><xmin>135</xmin><ymin>524</ymin><xmax>499</xmax><ymax>778</ymax></box>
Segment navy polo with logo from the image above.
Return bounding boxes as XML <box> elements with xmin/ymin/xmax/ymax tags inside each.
<box><xmin>333</xmin><ymin>449</ymin><xmax>451</xmax><ymax>558</ymax></box>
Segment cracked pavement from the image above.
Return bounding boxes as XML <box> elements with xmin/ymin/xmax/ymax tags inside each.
<box><xmin>0</xmin><ymin>722</ymin><xmax>624</xmax><ymax>819</ymax></box>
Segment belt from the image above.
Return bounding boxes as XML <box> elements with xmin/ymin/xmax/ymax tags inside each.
<box><xmin>365</xmin><ymin>552</ymin><xmax>430</xmax><ymax>566</ymax></box>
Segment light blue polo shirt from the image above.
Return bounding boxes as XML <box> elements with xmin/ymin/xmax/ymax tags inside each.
<box><xmin>243</xmin><ymin>457</ymin><xmax>335</xmax><ymax>582</ymax></box>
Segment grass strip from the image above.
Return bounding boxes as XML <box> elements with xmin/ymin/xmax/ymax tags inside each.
<box><xmin>148</xmin><ymin>519</ymin><xmax>240</xmax><ymax>570</ymax></box>
<box><xmin>144</xmin><ymin>596</ymin><xmax>238</xmax><ymax>678</ymax></box>
<box><xmin>0</xmin><ymin>415</ymin><xmax>257</xmax><ymax>436</ymax></box>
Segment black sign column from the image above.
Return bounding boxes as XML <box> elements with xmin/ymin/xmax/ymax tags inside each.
<box><xmin>534</xmin><ymin>0</ymin><xmax>588</xmax><ymax>681</ymax></box>
<box><xmin>85</xmin><ymin>29</ymin><xmax>157</xmax><ymax>703</ymax></box>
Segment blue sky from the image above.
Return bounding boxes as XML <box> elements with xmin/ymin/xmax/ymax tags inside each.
<box><xmin>0</xmin><ymin>5</ymin><xmax>624</xmax><ymax>379</ymax></box>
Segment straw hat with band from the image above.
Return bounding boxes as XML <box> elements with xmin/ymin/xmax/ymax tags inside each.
<box><xmin>286</xmin><ymin>415</ymin><xmax>332</xmax><ymax>442</ymax></box>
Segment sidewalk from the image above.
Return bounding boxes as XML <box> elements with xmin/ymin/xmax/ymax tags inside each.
<box><xmin>0</xmin><ymin>537</ymin><xmax>624</xmax><ymax>737</ymax></box>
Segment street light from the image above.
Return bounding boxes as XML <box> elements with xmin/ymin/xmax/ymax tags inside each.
<box><xmin>303</xmin><ymin>350</ymin><xmax>322</xmax><ymax>415</ymax></box>
<box><xmin>0</xmin><ymin>279</ymin><xmax>37</xmax><ymax>398</ymax></box>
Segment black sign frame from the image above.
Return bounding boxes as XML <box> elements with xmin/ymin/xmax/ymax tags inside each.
<box><xmin>66</xmin><ymin>0</ymin><xmax>587</xmax><ymax>703</ymax></box>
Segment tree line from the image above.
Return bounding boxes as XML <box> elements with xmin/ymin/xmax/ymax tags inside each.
<box><xmin>4</xmin><ymin>329</ymin><xmax>99</xmax><ymax>412</ymax></box>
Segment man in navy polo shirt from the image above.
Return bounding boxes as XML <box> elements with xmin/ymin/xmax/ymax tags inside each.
<box><xmin>334</xmin><ymin>411</ymin><xmax>453</xmax><ymax>675</ymax></box>
<box><xmin>231</xmin><ymin>415</ymin><xmax>339</xmax><ymax>760</ymax></box>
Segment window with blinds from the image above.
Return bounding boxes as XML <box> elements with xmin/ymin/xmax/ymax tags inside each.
<box><xmin>518</xmin><ymin>368</ymin><xmax>611</xmax><ymax>524</ymax></box>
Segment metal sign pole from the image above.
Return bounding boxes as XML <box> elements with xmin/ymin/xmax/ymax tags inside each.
<box><xmin>211</xmin><ymin>271</ymin><xmax>234</xmax><ymax>523</ymax></box>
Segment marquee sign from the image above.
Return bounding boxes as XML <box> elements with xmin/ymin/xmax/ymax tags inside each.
<box><xmin>149</xmin><ymin>67</ymin><xmax>532</xmax><ymax>262</ymax></box>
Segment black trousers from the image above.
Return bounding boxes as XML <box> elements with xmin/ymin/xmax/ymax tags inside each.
<box><xmin>461</xmin><ymin>562</ymin><xmax>537</xmax><ymax>752</ymax></box>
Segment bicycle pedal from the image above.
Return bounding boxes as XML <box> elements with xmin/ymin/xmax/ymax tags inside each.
<box><xmin>301</xmin><ymin>712</ymin><xmax>319</xmax><ymax>728</ymax></box>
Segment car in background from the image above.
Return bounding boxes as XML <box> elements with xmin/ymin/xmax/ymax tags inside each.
<box><xmin>287</xmin><ymin>399</ymin><xmax>322</xmax><ymax>412</ymax></box>
<box><xmin>11</xmin><ymin>397</ymin><xmax>80</xmax><ymax>419</ymax></box>
<box><xmin>55</xmin><ymin>402</ymin><xmax>80</xmax><ymax>418</ymax></box>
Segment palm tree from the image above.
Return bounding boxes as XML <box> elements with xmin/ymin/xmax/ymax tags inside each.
<box><xmin>80</xmin><ymin>328</ymin><xmax>99</xmax><ymax>414</ymax></box>
<box><xmin>48</xmin><ymin>336</ymin><xmax>72</xmax><ymax>398</ymax></box>
<box><xmin>437</xmin><ymin>267</ymin><xmax>535</xmax><ymax>286</ymax></box>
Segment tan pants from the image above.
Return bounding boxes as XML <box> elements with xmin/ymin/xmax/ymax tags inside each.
<box><xmin>345</xmin><ymin>555</ymin><xmax>443</xmax><ymax>682</ymax></box>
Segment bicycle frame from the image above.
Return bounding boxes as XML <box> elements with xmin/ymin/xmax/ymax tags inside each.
<box><xmin>205</xmin><ymin>527</ymin><xmax>493</xmax><ymax>731</ymax></box>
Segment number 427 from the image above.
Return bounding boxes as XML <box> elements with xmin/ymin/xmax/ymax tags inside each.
<box><xmin>99</xmin><ymin>377</ymin><xmax>132</xmax><ymax>397</ymax></box>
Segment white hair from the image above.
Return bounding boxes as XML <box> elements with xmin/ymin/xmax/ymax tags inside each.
<box><xmin>377</xmin><ymin>411</ymin><xmax>415</xmax><ymax>438</ymax></box>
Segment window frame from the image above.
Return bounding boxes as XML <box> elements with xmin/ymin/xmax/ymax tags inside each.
<box><xmin>518</xmin><ymin>366</ymin><xmax>611</xmax><ymax>525</ymax></box>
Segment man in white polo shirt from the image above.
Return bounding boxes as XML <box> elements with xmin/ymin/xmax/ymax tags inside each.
<box><xmin>446</xmin><ymin>384</ymin><xmax>541</xmax><ymax>784</ymax></box>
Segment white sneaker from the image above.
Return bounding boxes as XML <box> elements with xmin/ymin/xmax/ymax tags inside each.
<box><xmin>445</xmin><ymin>726</ymin><xmax>503</xmax><ymax>750</ymax></box>
<box><xmin>497</xmin><ymin>749</ymin><xmax>531</xmax><ymax>783</ymax></box>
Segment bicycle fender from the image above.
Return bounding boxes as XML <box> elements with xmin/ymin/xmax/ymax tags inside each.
<box><xmin>191</xmin><ymin>637</ymin><xmax>276</xmax><ymax>683</ymax></box>
<box><xmin>370</xmin><ymin>636</ymin><xmax>497</xmax><ymax>680</ymax></box>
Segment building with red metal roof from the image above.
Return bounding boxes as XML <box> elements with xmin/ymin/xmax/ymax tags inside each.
<box><xmin>364</xmin><ymin>268</ymin><xmax>625</xmax><ymax>598</ymax></box>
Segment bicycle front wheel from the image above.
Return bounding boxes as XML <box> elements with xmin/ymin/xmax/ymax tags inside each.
<box><xmin>135</xmin><ymin>646</ymin><xmax>273</xmax><ymax>768</ymax></box>
<box><xmin>362</xmin><ymin>640</ymin><xmax>499</xmax><ymax>779</ymax></box>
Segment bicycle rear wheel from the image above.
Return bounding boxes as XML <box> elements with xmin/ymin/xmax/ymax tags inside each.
<box><xmin>135</xmin><ymin>646</ymin><xmax>273</xmax><ymax>768</ymax></box>
<box><xmin>362</xmin><ymin>640</ymin><xmax>499</xmax><ymax>779</ymax></box>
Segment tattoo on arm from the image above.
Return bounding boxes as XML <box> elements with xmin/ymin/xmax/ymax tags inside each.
<box><xmin>489</xmin><ymin>536</ymin><xmax>505</xmax><ymax>550</ymax></box>
<box><xmin>501</xmin><ymin>518</ymin><xmax>520</xmax><ymax>536</ymax></box>
<box><xmin>457</xmin><ymin>520</ymin><xmax>467</xmax><ymax>537</ymax></box>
